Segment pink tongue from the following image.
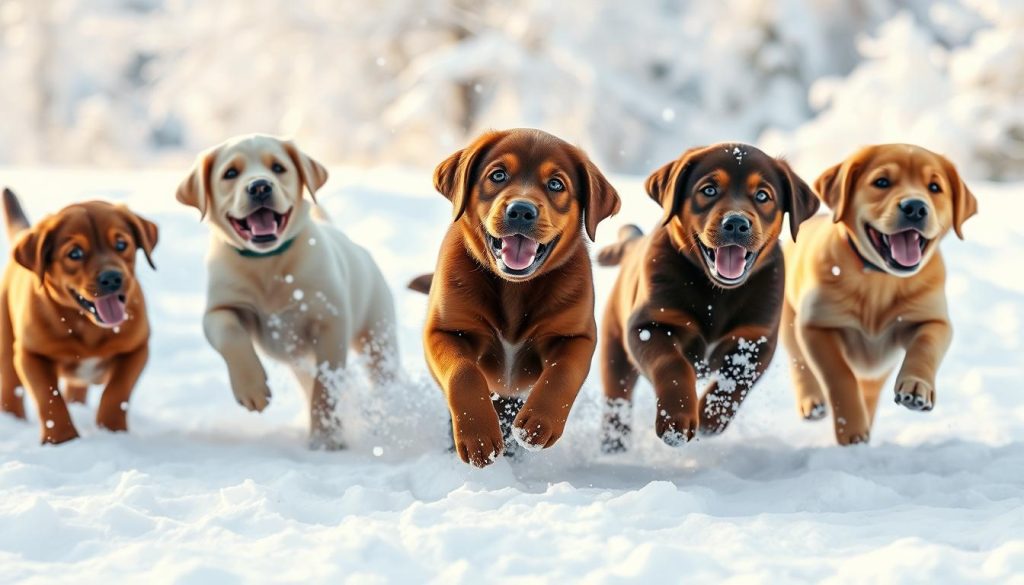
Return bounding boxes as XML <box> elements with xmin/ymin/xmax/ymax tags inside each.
<box><xmin>889</xmin><ymin>230</ymin><xmax>922</xmax><ymax>267</ymax></box>
<box><xmin>500</xmin><ymin>235</ymin><xmax>540</xmax><ymax>270</ymax></box>
<box><xmin>715</xmin><ymin>245</ymin><xmax>747</xmax><ymax>280</ymax></box>
<box><xmin>247</xmin><ymin>209</ymin><xmax>277</xmax><ymax>236</ymax></box>
<box><xmin>94</xmin><ymin>294</ymin><xmax>126</xmax><ymax>326</ymax></box>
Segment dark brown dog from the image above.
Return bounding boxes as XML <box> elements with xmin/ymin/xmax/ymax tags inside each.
<box><xmin>597</xmin><ymin>144</ymin><xmax>818</xmax><ymax>451</ymax></box>
<box><xmin>410</xmin><ymin>128</ymin><xmax>620</xmax><ymax>467</ymax></box>
<box><xmin>0</xmin><ymin>189</ymin><xmax>157</xmax><ymax>444</ymax></box>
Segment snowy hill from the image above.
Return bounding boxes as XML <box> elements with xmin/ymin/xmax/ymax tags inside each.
<box><xmin>0</xmin><ymin>168</ymin><xmax>1021</xmax><ymax>583</ymax></box>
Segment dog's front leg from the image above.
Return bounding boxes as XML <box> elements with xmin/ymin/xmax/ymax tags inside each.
<box><xmin>627</xmin><ymin>314</ymin><xmax>700</xmax><ymax>446</ymax></box>
<box><xmin>14</xmin><ymin>351</ymin><xmax>77</xmax><ymax>444</ymax></box>
<box><xmin>427</xmin><ymin>329</ymin><xmax>503</xmax><ymax>467</ymax></box>
<box><xmin>894</xmin><ymin>320</ymin><xmax>951</xmax><ymax>412</ymax></box>
<box><xmin>204</xmin><ymin>309</ymin><xmax>270</xmax><ymax>412</ymax></box>
<box><xmin>698</xmin><ymin>325</ymin><xmax>776</xmax><ymax>435</ymax></box>
<box><xmin>307</xmin><ymin>324</ymin><xmax>349</xmax><ymax>451</ymax></box>
<box><xmin>799</xmin><ymin>325</ymin><xmax>869</xmax><ymax>445</ymax></box>
<box><xmin>512</xmin><ymin>335</ymin><xmax>595</xmax><ymax>450</ymax></box>
<box><xmin>95</xmin><ymin>345</ymin><xmax>149</xmax><ymax>432</ymax></box>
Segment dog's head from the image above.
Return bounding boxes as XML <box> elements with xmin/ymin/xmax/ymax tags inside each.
<box><xmin>647</xmin><ymin>143</ymin><xmax>819</xmax><ymax>288</ymax></box>
<box><xmin>176</xmin><ymin>134</ymin><xmax>328</xmax><ymax>254</ymax></box>
<box><xmin>817</xmin><ymin>144</ymin><xmax>977</xmax><ymax>276</ymax></box>
<box><xmin>434</xmin><ymin>128</ymin><xmax>620</xmax><ymax>281</ymax></box>
<box><xmin>12</xmin><ymin>202</ymin><xmax>158</xmax><ymax>328</ymax></box>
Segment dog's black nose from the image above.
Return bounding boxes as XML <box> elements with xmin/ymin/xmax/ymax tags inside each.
<box><xmin>97</xmin><ymin>270</ymin><xmax>123</xmax><ymax>294</ymax></box>
<box><xmin>505</xmin><ymin>200</ymin><xmax>538</xmax><ymax>231</ymax></box>
<box><xmin>899</xmin><ymin>199</ymin><xmax>928</xmax><ymax>221</ymax></box>
<box><xmin>722</xmin><ymin>215</ymin><xmax>751</xmax><ymax>235</ymax></box>
<box><xmin>247</xmin><ymin>179</ymin><xmax>273</xmax><ymax>203</ymax></box>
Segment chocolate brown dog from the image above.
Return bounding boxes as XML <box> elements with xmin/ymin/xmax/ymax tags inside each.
<box><xmin>598</xmin><ymin>144</ymin><xmax>818</xmax><ymax>451</ymax></box>
<box><xmin>410</xmin><ymin>128</ymin><xmax>620</xmax><ymax>467</ymax></box>
<box><xmin>1</xmin><ymin>188</ymin><xmax>157</xmax><ymax>444</ymax></box>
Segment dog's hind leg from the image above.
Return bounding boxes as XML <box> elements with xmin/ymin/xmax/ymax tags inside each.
<box><xmin>600</xmin><ymin>324</ymin><xmax>638</xmax><ymax>454</ymax></box>
<box><xmin>781</xmin><ymin>299</ymin><xmax>827</xmax><ymax>420</ymax></box>
<box><xmin>0</xmin><ymin>294</ymin><xmax>25</xmax><ymax>419</ymax></box>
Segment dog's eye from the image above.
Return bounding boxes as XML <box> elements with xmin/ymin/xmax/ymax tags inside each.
<box><xmin>755</xmin><ymin>189</ymin><xmax>770</xmax><ymax>203</ymax></box>
<box><xmin>873</xmin><ymin>177</ymin><xmax>890</xmax><ymax>188</ymax></box>
<box><xmin>68</xmin><ymin>246</ymin><xmax>84</xmax><ymax>261</ymax></box>
<box><xmin>701</xmin><ymin>185</ymin><xmax>718</xmax><ymax>197</ymax></box>
<box><xmin>928</xmin><ymin>182</ymin><xmax>941</xmax><ymax>193</ymax></box>
<box><xmin>271</xmin><ymin>162</ymin><xmax>286</xmax><ymax>174</ymax></box>
<box><xmin>114</xmin><ymin>239</ymin><xmax>128</xmax><ymax>252</ymax></box>
<box><xmin>223</xmin><ymin>168</ymin><xmax>239</xmax><ymax>180</ymax></box>
<box><xmin>489</xmin><ymin>169</ymin><xmax>508</xmax><ymax>183</ymax></box>
<box><xmin>547</xmin><ymin>178</ymin><xmax>565</xmax><ymax>192</ymax></box>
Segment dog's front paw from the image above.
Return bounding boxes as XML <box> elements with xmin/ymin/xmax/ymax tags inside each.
<box><xmin>512</xmin><ymin>409</ymin><xmax>566</xmax><ymax>452</ymax></box>
<box><xmin>894</xmin><ymin>376</ymin><xmax>935</xmax><ymax>411</ymax></box>
<box><xmin>452</xmin><ymin>411</ymin><xmax>504</xmax><ymax>468</ymax></box>
<box><xmin>308</xmin><ymin>429</ymin><xmax>345</xmax><ymax>451</ymax></box>
<box><xmin>800</xmin><ymin>397</ymin><xmax>828</xmax><ymax>420</ymax></box>
<box><xmin>41</xmin><ymin>424</ymin><xmax>79</xmax><ymax>445</ymax></box>
<box><xmin>834</xmin><ymin>417</ymin><xmax>871</xmax><ymax>446</ymax></box>
<box><xmin>655</xmin><ymin>408</ymin><xmax>698</xmax><ymax>447</ymax></box>
<box><xmin>230</xmin><ymin>372</ymin><xmax>271</xmax><ymax>412</ymax></box>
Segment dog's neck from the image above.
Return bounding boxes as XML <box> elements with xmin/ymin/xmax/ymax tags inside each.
<box><xmin>231</xmin><ymin>236</ymin><xmax>297</xmax><ymax>258</ymax></box>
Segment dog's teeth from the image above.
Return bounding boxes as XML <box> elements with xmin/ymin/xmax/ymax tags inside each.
<box><xmin>882</xmin><ymin>234</ymin><xmax>890</xmax><ymax>246</ymax></box>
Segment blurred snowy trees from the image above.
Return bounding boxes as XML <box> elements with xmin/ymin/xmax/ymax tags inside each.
<box><xmin>0</xmin><ymin>0</ymin><xmax>1020</xmax><ymax>179</ymax></box>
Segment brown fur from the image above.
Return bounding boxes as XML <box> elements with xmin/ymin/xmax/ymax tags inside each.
<box><xmin>598</xmin><ymin>144</ymin><xmax>819</xmax><ymax>451</ymax></box>
<box><xmin>782</xmin><ymin>144</ymin><xmax>978</xmax><ymax>444</ymax></box>
<box><xmin>0</xmin><ymin>189</ymin><xmax>157</xmax><ymax>444</ymax></box>
<box><xmin>414</xmin><ymin>128</ymin><xmax>620</xmax><ymax>467</ymax></box>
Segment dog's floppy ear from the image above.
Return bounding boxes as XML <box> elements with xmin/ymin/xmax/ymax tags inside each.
<box><xmin>434</xmin><ymin>131</ymin><xmax>504</xmax><ymax>221</ymax></box>
<box><xmin>646</xmin><ymin>147</ymin><xmax>704</xmax><ymax>226</ymax></box>
<box><xmin>282</xmin><ymin>140</ymin><xmax>329</xmax><ymax>201</ymax></box>
<box><xmin>12</xmin><ymin>219</ymin><xmax>56</xmax><ymax>283</ymax></box>
<box><xmin>176</xmin><ymin>145</ymin><xmax>222</xmax><ymax>220</ymax></box>
<box><xmin>119</xmin><ymin>206</ymin><xmax>159</xmax><ymax>269</ymax></box>
<box><xmin>815</xmin><ymin>154</ymin><xmax>864</xmax><ymax>223</ymax></box>
<box><xmin>775</xmin><ymin>158</ymin><xmax>820</xmax><ymax>241</ymax></box>
<box><xmin>940</xmin><ymin>156</ymin><xmax>978</xmax><ymax>240</ymax></box>
<box><xmin>578</xmin><ymin>158</ymin><xmax>621</xmax><ymax>241</ymax></box>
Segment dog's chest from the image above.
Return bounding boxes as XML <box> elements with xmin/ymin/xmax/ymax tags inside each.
<box><xmin>59</xmin><ymin>357</ymin><xmax>109</xmax><ymax>385</ymax></box>
<box><xmin>479</xmin><ymin>334</ymin><xmax>541</xmax><ymax>396</ymax></box>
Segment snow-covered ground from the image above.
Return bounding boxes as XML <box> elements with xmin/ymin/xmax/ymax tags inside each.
<box><xmin>0</xmin><ymin>168</ymin><xmax>1021</xmax><ymax>584</ymax></box>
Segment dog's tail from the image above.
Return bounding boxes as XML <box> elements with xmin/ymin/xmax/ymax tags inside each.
<box><xmin>596</xmin><ymin>224</ymin><xmax>644</xmax><ymax>267</ymax></box>
<box><xmin>3</xmin><ymin>188</ymin><xmax>30</xmax><ymax>241</ymax></box>
<box><xmin>407</xmin><ymin>273</ymin><xmax>434</xmax><ymax>295</ymax></box>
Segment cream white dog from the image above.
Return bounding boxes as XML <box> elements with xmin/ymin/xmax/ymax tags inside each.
<box><xmin>176</xmin><ymin>134</ymin><xmax>398</xmax><ymax>449</ymax></box>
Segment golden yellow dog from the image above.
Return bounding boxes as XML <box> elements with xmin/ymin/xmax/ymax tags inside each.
<box><xmin>782</xmin><ymin>144</ymin><xmax>977</xmax><ymax>444</ymax></box>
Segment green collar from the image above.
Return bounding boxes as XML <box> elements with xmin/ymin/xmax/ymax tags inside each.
<box><xmin>233</xmin><ymin>237</ymin><xmax>296</xmax><ymax>258</ymax></box>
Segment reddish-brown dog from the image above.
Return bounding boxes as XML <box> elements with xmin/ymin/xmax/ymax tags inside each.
<box><xmin>410</xmin><ymin>128</ymin><xmax>620</xmax><ymax>467</ymax></box>
<box><xmin>598</xmin><ymin>144</ymin><xmax>819</xmax><ymax>451</ymax></box>
<box><xmin>0</xmin><ymin>189</ymin><xmax>157</xmax><ymax>444</ymax></box>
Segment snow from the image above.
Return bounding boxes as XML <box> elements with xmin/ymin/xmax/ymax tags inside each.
<box><xmin>0</xmin><ymin>168</ymin><xmax>1021</xmax><ymax>583</ymax></box>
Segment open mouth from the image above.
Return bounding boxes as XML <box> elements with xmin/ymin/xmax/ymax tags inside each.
<box><xmin>696</xmin><ymin>236</ymin><xmax>758</xmax><ymax>286</ymax></box>
<box><xmin>228</xmin><ymin>207</ymin><xmax>292</xmax><ymax>245</ymax></box>
<box><xmin>70</xmin><ymin>288</ymin><xmax>127</xmax><ymax>328</ymax></box>
<box><xmin>865</xmin><ymin>224</ymin><xmax>930</xmax><ymax>272</ymax></box>
<box><xmin>486</xmin><ymin>233</ymin><xmax>557</xmax><ymax>278</ymax></box>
